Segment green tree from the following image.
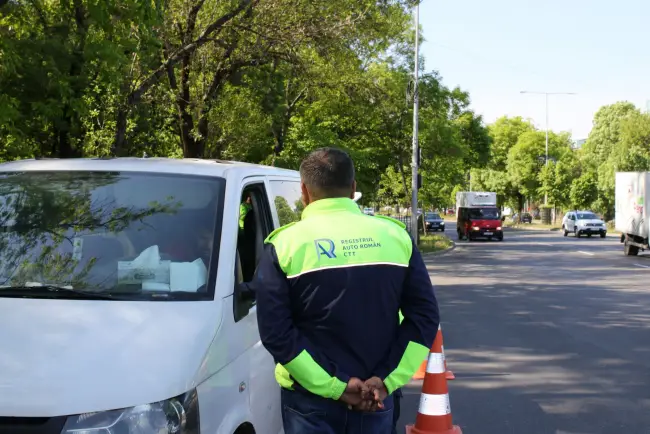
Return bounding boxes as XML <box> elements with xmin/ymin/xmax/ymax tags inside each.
<box><xmin>506</xmin><ymin>130</ymin><xmax>573</xmax><ymax>201</ymax></box>
<box><xmin>570</xmin><ymin>171</ymin><xmax>598</xmax><ymax>210</ymax></box>
<box><xmin>581</xmin><ymin>102</ymin><xmax>639</xmax><ymax>168</ymax></box>
<box><xmin>487</xmin><ymin>116</ymin><xmax>536</xmax><ymax>171</ymax></box>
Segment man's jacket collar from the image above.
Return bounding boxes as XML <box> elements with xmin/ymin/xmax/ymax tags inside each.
<box><xmin>301</xmin><ymin>197</ymin><xmax>361</xmax><ymax>220</ymax></box>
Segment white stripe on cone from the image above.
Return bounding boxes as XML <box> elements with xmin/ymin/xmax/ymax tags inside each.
<box><xmin>425</xmin><ymin>353</ymin><xmax>445</xmax><ymax>374</ymax></box>
<box><xmin>417</xmin><ymin>392</ymin><xmax>451</xmax><ymax>416</ymax></box>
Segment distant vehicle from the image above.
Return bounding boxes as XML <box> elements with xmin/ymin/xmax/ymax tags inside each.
<box><xmin>424</xmin><ymin>212</ymin><xmax>445</xmax><ymax>232</ymax></box>
<box><xmin>520</xmin><ymin>212</ymin><xmax>533</xmax><ymax>224</ymax></box>
<box><xmin>362</xmin><ymin>207</ymin><xmax>374</xmax><ymax>216</ymax></box>
<box><xmin>456</xmin><ymin>191</ymin><xmax>503</xmax><ymax>241</ymax></box>
<box><xmin>563</xmin><ymin>210</ymin><xmax>606</xmax><ymax>238</ymax></box>
<box><xmin>616</xmin><ymin>172</ymin><xmax>649</xmax><ymax>255</ymax></box>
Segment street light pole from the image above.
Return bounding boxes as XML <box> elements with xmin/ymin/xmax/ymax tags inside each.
<box><xmin>544</xmin><ymin>93</ymin><xmax>549</xmax><ymax>204</ymax></box>
<box><xmin>410</xmin><ymin>2</ymin><xmax>420</xmax><ymax>241</ymax></box>
<box><xmin>520</xmin><ymin>90</ymin><xmax>576</xmax><ymax>205</ymax></box>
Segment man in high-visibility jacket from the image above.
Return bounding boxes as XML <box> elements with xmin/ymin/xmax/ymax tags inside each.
<box><xmin>253</xmin><ymin>147</ymin><xmax>439</xmax><ymax>434</ymax></box>
<box><xmin>239</xmin><ymin>194</ymin><xmax>252</xmax><ymax>230</ymax></box>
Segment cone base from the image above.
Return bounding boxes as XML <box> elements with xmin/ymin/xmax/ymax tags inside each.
<box><xmin>445</xmin><ymin>370</ymin><xmax>455</xmax><ymax>381</ymax></box>
<box><xmin>406</xmin><ymin>424</ymin><xmax>462</xmax><ymax>434</ymax></box>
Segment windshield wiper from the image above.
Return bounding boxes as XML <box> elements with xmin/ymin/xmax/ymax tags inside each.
<box><xmin>0</xmin><ymin>285</ymin><xmax>117</xmax><ymax>300</ymax></box>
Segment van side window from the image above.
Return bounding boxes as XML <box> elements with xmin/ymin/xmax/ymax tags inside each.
<box><xmin>269</xmin><ymin>180</ymin><xmax>304</xmax><ymax>226</ymax></box>
<box><xmin>234</xmin><ymin>183</ymin><xmax>273</xmax><ymax>322</ymax></box>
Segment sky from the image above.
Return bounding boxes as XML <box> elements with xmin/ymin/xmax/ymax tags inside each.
<box><xmin>419</xmin><ymin>0</ymin><xmax>650</xmax><ymax>140</ymax></box>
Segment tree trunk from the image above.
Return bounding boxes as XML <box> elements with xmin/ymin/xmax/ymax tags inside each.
<box><xmin>111</xmin><ymin>0</ymin><xmax>256</xmax><ymax>155</ymax></box>
<box><xmin>113</xmin><ymin>107</ymin><xmax>128</xmax><ymax>156</ymax></box>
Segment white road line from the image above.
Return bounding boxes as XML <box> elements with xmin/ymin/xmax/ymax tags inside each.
<box><xmin>536</xmin><ymin>242</ymin><xmax>553</xmax><ymax>246</ymax></box>
<box><xmin>633</xmin><ymin>263</ymin><xmax>650</xmax><ymax>269</ymax></box>
<box><xmin>577</xmin><ymin>251</ymin><xmax>595</xmax><ymax>256</ymax></box>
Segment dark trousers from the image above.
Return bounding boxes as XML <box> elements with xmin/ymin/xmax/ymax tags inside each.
<box><xmin>281</xmin><ymin>388</ymin><xmax>394</xmax><ymax>434</ymax></box>
<box><xmin>392</xmin><ymin>388</ymin><xmax>402</xmax><ymax>434</ymax></box>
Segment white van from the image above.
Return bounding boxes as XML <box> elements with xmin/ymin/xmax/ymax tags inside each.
<box><xmin>0</xmin><ymin>157</ymin><xmax>334</xmax><ymax>434</ymax></box>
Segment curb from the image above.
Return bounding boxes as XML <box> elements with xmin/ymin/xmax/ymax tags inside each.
<box><xmin>422</xmin><ymin>240</ymin><xmax>457</xmax><ymax>257</ymax></box>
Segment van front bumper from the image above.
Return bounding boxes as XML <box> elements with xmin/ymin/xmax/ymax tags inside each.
<box><xmin>470</xmin><ymin>229</ymin><xmax>503</xmax><ymax>238</ymax></box>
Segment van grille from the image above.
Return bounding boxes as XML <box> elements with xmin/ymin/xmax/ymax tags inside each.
<box><xmin>0</xmin><ymin>417</ymin><xmax>66</xmax><ymax>434</ymax></box>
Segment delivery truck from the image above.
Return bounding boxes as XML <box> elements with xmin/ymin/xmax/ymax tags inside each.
<box><xmin>456</xmin><ymin>191</ymin><xmax>503</xmax><ymax>241</ymax></box>
<box><xmin>616</xmin><ymin>172</ymin><xmax>650</xmax><ymax>255</ymax></box>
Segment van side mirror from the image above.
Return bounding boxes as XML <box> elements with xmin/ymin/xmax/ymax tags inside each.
<box><xmin>236</xmin><ymin>282</ymin><xmax>256</xmax><ymax>302</ymax></box>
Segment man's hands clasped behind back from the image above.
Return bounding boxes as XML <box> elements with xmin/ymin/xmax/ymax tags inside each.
<box><xmin>339</xmin><ymin>377</ymin><xmax>389</xmax><ymax>412</ymax></box>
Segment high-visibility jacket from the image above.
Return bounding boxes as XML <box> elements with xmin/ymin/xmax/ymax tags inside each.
<box><xmin>239</xmin><ymin>202</ymin><xmax>252</xmax><ymax>229</ymax></box>
<box><xmin>253</xmin><ymin>197</ymin><xmax>439</xmax><ymax>400</ymax></box>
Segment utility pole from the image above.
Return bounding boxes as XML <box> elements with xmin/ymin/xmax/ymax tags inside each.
<box><xmin>410</xmin><ymin>2</ymin><xmax>420</xmax><ymax>241</ymax></box>
<box><xmin>520</xmin><ymin>90</ymin><xmax>576</xmax><ymax>205</ymax></box>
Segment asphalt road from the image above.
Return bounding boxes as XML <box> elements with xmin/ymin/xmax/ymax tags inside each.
<box><xmin>397</xmin><ymin>223</ymin><xmax>650</xmax><ymax>434</ymax></box>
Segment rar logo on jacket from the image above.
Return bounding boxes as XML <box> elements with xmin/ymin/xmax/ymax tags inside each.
<box><xmin>314</xmin><ymin>238</ymin><xmax>337</xmax><ymax>260</ymax></box>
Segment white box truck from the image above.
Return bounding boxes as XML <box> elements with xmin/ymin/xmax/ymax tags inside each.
<box><xmin>615</xmin><ymin>172</ymin><xmax>649</xmax><ymax>255</ymax></box>
<box><xmin>455</xmin><ymin>191</ymin><xmax>503</xmax><ymax>241</ymax></box>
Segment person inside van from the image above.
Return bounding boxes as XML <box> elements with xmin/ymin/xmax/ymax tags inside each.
<box><xmin>239</xmin><ymin>194</ymin><xmax>253</xmax><ymax>231</ymax></box>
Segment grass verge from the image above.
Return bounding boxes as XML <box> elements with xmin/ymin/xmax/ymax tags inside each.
<box><xmin>418</xmin><ymin>234</ymin><xmax>454</xmax><ymax>254</ymax></box>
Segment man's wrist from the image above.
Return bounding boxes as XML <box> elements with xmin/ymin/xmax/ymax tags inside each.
<box><xmin>330</xmin><ymin>378</ymin><xmax>347</xmax><ymax>400</ymax></box>
<box><xmin>383</xmin><ymin>376</ymin><xmax>398</xmax><ymax>395</ymax></box>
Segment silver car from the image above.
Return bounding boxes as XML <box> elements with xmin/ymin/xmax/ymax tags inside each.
<box><xmin>562</xmin><ymin>211</ymin><xmax>607</xmax><ymax>238</ymax></box>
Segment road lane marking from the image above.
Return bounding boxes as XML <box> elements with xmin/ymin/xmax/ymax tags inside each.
<box><xmin>577</xmin><ymin>251</ymin><xmax>595</xmax><ymax>256</ymax></box>
<box><xmin>633</xmin><ymin>263</ymin><xmax>650</xmax><ymax>269</ymax></box>
<box><xmin>536</xmin><ymin>242</ymin><xmax>553</xmax><ymax>246</ymax></box>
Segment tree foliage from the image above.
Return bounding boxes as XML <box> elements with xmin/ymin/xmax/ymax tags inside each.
<box><xmin>4</xmin><ymin>0</ymin><xmax>649</xmax><ymax>220</ymax></box>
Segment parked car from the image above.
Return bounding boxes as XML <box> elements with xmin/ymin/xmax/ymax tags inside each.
<box><xmin>362</xmin><ymin>207</ymin><xmax>374</xmax><ymax>216</ymax></box>
<box><xmin>520</xmin><ymin>212</ymin><xmax>533</xmax><ymax>224</ymax></box>
<box><xmin>424</xmin><ymin>212</ymin><xmax>445</xmax><ymax>232</ymax></box>
<box><xmin>562</xmin><ymin>210</ymin><xmax>607</xmax><ymax>238</ymax></box>
<box><xmin>0</xmin><ymin>157</ymin><xmax>337</xmax><ymax>434</ymax></box>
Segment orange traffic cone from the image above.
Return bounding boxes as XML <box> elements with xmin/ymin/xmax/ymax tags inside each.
<box><xmin>406</xmin><ymin>328</ymin><xmax>462</xmax><ymax>434</ymax></box>
<box><xmin>439</xmin><ymin>324</ymin><xmax>455</xmax><ymax>381</ymax></box>
<box><xmin>413</xmin><ymin>324</ymin><xmax>454</xmax><ymax>381</ymax></box>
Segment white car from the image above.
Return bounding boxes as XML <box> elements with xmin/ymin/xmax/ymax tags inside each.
<box><xmin>0</xmin><ymin>157</ymin><xmax>344</xmax><ymax>434</ymax></box>
<box><xmin>562</xmin><ymin>210</ymin><xmax>607</xmax><ymax>238</ymax></box>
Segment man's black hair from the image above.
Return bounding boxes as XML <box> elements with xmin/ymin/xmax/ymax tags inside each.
<box><xmin>299</xmin><ymin>147</ymin><xmax>355</xmax><ymax>199</ymax></box>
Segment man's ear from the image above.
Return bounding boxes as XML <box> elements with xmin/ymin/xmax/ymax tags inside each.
<box><xmin>349</xmin><ymin>180</ymin><xmax>357</xmax><ymax>199</ymax></box>
<box><xmin>301</xmin><ymin>182</ymin><xmax>310</xmax><ymax>206</ymax></box>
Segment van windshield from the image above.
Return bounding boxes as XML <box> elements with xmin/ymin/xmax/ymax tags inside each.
<box><xmin>0</xmin><ymin>171</ymin><xmax>224</xmax><ymax>300</ymax></box>
<box><xmin>468</xmin><ymin>207</ymin><xmax>500</xmax><ymax>220</ymax></box>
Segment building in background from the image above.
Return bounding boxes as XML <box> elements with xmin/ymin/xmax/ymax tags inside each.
<box><xmin>572</xmin><ymin>139</ymin><xmax>586</xmax><ymax>150</ymax></box>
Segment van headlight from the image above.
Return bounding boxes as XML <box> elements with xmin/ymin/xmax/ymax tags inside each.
<box><xmin>60</xmin><ymin>390</ymin><xmax>199</xmax><ymax>434</ymax></box>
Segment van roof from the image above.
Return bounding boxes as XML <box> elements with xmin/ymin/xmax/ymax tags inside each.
<box><xmin>0</xmin><ymin>157</ymin><xmax>299</xmax><ymax>178</ymax></box>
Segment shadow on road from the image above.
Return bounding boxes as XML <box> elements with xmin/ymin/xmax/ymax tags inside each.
<box><xmin>407</xmin><ymin>232</ymin><xmax>650</xmax><ymax>434</ymax></box>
